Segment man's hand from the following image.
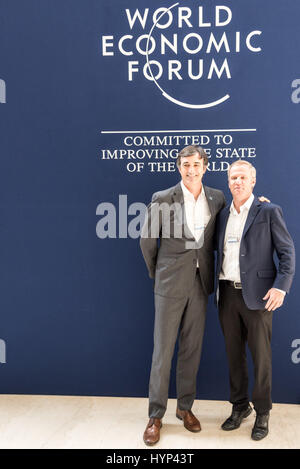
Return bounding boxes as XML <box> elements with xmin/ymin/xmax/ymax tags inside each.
<box><xmin>263</xmin><ymin>288</ymin><xmax>285</xmax><ymax>311</ymax></box>
<box><xmin>258</xmin><ymin>196</ymin><xmax>270</xmax><ymax>203</ymax></box>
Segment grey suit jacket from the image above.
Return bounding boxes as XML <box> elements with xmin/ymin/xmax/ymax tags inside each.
<box><xmin>140</xmin><ymin>182</ymin><xmax>226</xmax><ymax>299</ymax></box>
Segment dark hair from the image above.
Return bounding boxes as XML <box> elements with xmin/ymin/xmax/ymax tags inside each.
<box><xmin>176</xmin><ymin>145</ymin><xmax>208</xmax><ymax>168</ymax></box>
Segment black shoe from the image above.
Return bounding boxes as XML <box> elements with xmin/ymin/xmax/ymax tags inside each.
<box><xmin>221</xmin><ymin>404</ymin><xmax>253</xmax><ymax>431</ymax></box>
<box><xmin>251</xmin><ymin>412</ymin><xmax>269</xmax><ymax>441</ymax></box>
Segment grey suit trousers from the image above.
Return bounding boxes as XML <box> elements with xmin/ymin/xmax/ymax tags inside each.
<box><xmin>148</xmin><ymin>271</ymin><xmax>207</xmax><ymax>418</ymax></box>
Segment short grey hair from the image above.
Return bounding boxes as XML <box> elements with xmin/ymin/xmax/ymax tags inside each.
<box><xmin>228</xmin><ymin>160</ymin><xmax>256</xmax><ymax>179</ymax></box>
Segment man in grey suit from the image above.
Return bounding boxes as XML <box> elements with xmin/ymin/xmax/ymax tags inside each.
<box><xmin>140</xmin><ymin>145</ymin><xmax>226</xmax><ymax>445</ymax></box>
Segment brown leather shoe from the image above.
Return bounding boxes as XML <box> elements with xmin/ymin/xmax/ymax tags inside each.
<box><xmin>143</xmin><ymin>418</ymin><xmax>162</xmax><ymax>446</ymax></box>
<box><xmin>176</xmin><ymin>408</ymin><xmax>201</xmax><ymax>432</ymax></box>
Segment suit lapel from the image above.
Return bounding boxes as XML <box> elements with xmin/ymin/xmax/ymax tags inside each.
<box><xmin>203</xmin><ymin>185</ymin><xmax>217</xmax><ymax>233</ymax></box>
<box><xmin>172</xmin><ymin>183</ymin><xmax>194</xmax><ymax>240</ymax></box>
<box><xmin>219</xmin><ymin>205</ymin><xmax>230</xmax><ymax>253</ymax></box>
<box><xmin>242</xmin><ymin>196</ymin><xmax>261</xmax><ymax>238</ymax></box>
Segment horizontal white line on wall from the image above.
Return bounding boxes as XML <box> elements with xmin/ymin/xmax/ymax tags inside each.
<box><xmin>101</xmin><ymin>129</ymin><xmax>257</xmax><ymax>134</ymax></box>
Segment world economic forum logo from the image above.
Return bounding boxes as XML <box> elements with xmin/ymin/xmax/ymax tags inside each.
<box><xmin>101</xmin><ymin>2</ymin><xmax>262</xmax><ymax>109</ymax></box>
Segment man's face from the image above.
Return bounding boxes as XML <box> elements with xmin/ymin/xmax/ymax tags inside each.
<box><xmin>228</xmin><ymin>164</ymin><xmax>256</xmax><ymax>201</ymax></box>
<box><xmin>178</xmin><ymin>153</ymin><xmax>207</xmax><ymax>189</ymax></box>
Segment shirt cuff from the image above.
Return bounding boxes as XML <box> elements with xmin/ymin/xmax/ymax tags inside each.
<box><xmin>274</xmin><ymin>288</ymin><xmax>286</xmax><ymax>296</ymax></box>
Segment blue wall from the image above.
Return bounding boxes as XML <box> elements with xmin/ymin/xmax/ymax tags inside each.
<box><xmin>0</xmin><ymin>0</ymin><xmax>299</xmax><ymax>403</ymax></box>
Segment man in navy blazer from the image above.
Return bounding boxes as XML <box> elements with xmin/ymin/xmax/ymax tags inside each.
<box><xmin>216</xmin><ymin>160</ymin><xmax>295</xmax><ymax>441</ymax></box>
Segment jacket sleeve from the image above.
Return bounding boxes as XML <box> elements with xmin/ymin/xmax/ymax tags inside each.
<box><xmin>271</xmin><ymin>206</ymin><xmax>296</xmax><ymax>293</ymax></box>
<box><xmin>139</xmin><ymin>193</ymin><xmax>161</xmax><ymax>279</ymax></box>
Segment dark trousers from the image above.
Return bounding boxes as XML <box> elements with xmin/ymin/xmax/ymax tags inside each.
<box><xmin>218</xmin><ymin>281</ymin><xmax>273</xmax><ymax>414</ymax></box>
<box><xmin>148</xmin><ymin>271</ymin><xmax>208</xmax><ymax>419</ymax></box>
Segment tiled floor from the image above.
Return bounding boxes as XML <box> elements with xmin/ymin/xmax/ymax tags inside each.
<box><xmin>0</xmin><ymin>395</ymin><xmax>298</xmax><ymax>449</ymax></box>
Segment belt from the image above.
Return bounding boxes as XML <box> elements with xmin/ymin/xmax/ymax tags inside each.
<box><xmin>220</xmin><ymin>280</ymin><xmax>242</xmax><ymax>289</ymax></box>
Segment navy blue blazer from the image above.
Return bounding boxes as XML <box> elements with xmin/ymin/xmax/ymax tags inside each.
<box><xmin>216</xmin><ymin>196</ymin><xmax>296</xmax><ymax>310</ymax></box>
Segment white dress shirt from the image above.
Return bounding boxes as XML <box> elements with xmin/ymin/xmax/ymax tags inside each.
<box><xmin>180</xmin><ymin>181</ymin><xmax>211</xmax><ymax>245</ymax></box>
<box><xmin>219</xmin><ymin>193</ymin><xmax>285</xmax><ymax>295</ymax></box>
<box><xmin>220</xmin><ymin>194</ymin><xmax>254</xmax><ymax>282</ymax></box>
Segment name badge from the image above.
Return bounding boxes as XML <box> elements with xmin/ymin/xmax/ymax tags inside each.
<box><xmin>227</xmin><ymin>235</ymin><xmax>239</xmax><ymax>244</ymax></box>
